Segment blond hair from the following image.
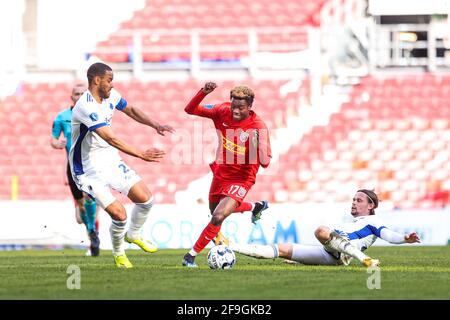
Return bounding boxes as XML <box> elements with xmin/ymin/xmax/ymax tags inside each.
<box><xmin>230</xmin><ymin>85</ymin><xmax>255</xmax><ymax>105</ymax></box>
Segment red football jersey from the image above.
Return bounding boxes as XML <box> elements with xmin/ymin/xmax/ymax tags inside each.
<box><xmin>185</xmin><ymin>89</ymin><xmax>272</xmax><ymax>185</ymax></box>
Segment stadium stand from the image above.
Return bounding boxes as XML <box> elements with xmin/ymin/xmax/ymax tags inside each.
<box><xmin>2</xmin><ymin>0</ymin><xmax>449</xmax><ymax>211</ymax></box>
<box><xmin>1</xmin><ymin>74</ymin><xmax>449</xmax><ymax>211</ymax></box>
<box><xmin>0</xmin><ymin>79</ymin><xmax>299</xmax><ymax>203</ymax></box>
<box><xmin>248</xmin><ymin>74</ymin><xmax>450</xmax><ymax>209</ymax></box>
<box><xmin>90</xmin><ymin>0</ymin><xmax>325</xmax><ymax>62</ymax></box>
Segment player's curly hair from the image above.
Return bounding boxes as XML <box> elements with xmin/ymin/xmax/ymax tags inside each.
<box><xmin>87</xmin><ymin>62</ymin><xmax>112</xmax><ymax>85</ymax></box>
<box><xmin>230</xmin><ymin>85</ymin><xmax>255</xmax><ymax>105</ymax></box>
<box><xmin>357</xmin><ymin>189</ymin><xmax>379</xmax><ymax>215</ymax></box>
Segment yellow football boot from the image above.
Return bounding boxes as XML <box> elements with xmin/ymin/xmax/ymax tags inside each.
<box><xmin>114</xmin><ymin>254</ymin><xmax>133</xmax><ymax>269</ymax></box>
<box><xmin>362</xmin><ymin>257</ymin><xmax>380</xmax><ymax>267</ymax></box>
<box><xmin>125</xmin><ymin>234</ymin><xmax>158</xmax><ymax>253</ymax></box>
<box><xmin>212</xmin><ymin>231</ymin><xmax>229</xmax><ymax>246</ymax></box>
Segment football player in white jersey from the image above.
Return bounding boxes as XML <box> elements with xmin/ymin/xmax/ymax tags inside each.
<box><xmin>69</xmin><ymin>62</ymin><xmax>174</xmax><ymax>268</ymax></box>
<box><xmin>230</xmin><ymin>189</ymin><xmax>420</xmax><ymax>267</ymax></box>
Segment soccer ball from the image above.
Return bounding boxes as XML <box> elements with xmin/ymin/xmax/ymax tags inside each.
<box><xmin>207</xmin><ymin>245</ymin><xmax>236</xmax><ymax>270</ymax></box>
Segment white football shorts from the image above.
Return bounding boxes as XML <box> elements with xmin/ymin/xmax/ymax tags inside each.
<box><xmin>73</xmin><ymin>155</ymin><xmax>141</xmax><ymax>209</ymax></box>
<box><xmin>290</xmin><ymin>244</ymin><xmax>346</xmax><ymax>266</ymax></box>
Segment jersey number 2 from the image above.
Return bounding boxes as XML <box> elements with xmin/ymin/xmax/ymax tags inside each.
<box><xmin>118</xmin><ymin>164</ymin><xmax>130</xmax><ymax>174</ymax></box>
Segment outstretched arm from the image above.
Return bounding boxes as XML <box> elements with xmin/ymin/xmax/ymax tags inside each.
<box><xmin>94</xmin><ymin>126</ymin><xmax>165</xmax><ymax>162</ymax></box>
<box><xmin>121</xmin><ymin>105</ymin><xmax>174</xmax><ymax>136</ymax></box>
<box><xmin>380</xmin><ymin>228</ymin><xmax>421</xmax><ymax>244</ymax></box>
<box><xmin>184</xmin><ymin>82</ymin><xmax>218</xmax><ymax>118</ymax></box>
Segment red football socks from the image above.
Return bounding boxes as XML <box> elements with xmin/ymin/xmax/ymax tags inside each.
<box><xmin>193</xmin><ymin>222</ymin><xmax>221</xmax><ymax>253</ymax></box>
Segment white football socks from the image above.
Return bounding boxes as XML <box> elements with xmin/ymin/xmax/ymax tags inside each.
<box><xmin>110</xmin><ymin>219</ymin><xmax>127</xmax><ymax>256</ymax></box>
<box><xmin>231</xmin><ymin>243</ymin><xmax>279</xmax><ymax>259</ymax></box>
<box><xmin>127</xmin><ymin>197</ymin><xmax>154</xmax><ymax>240</ymax></box>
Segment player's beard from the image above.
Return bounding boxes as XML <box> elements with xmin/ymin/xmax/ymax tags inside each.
<box><xmin>100</xmin><ymin>87</ymin><xmax>111</xmax><ymax>99</ymax></box>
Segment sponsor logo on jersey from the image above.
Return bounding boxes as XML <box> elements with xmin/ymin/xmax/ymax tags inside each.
<box><xmin>222</xmin><ymin>136</ymin><xmax>246</xmax><ymax>155</ymax></box>
<box><xmin>89</xmin><ymin>113</ymin><xmax>98</xmax><ymax>121</ymax></box>
<box><xmin>204</xmin><ymin>104</ymin><xmax>214</xmax><ymax>109</ymax></box>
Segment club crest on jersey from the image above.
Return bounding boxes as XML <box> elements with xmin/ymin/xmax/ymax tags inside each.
<box><xmin>89</xmin><ymin>113</ymin><xmax>98</xmax><ymax>121</ymax></box>
<box><xmin>239</xmin><ymin>131</ymin><xmax>249</xmax><ymax>143</ymax></box>
<box><xmin>109</xmin><ymin>103</ymin><xmax>114</xmax><ymax>110</ymax></box>
<box><xmin>237</xmin><ymin>187</ymin><xmax>247</xmax><ymax>198</ymax></box>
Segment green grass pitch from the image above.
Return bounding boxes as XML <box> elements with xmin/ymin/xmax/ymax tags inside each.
<box><xmin>0</xmin><ymin>246</ymin><xmax>449</xmax><ymax>300</ymax></box>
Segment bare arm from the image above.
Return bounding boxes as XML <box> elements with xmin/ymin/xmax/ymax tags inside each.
<box><xmin>51</xmin><ymin>136</ymin><xmax>66</xmax><ymax>149</ymax></box>
<box><xmin>50</xmin><ymin>136</ymin><xmax>68</xmax><ymax>185</ymax></box>
<box><xmin>51</xmin><ymin>118</ymin><xmax>66</xmax><ymax>149</ymax></box>
<box><xmin>121</xmin><ymin>105</ymin><xmax>174</xmax><ymax>136</ymax></box>
<box><xmin>94</xmin><ymin>125</ymin><xmax>165</xmax><ymax>162</ymax></box>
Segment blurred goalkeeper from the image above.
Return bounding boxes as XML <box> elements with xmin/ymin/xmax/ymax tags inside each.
<box><xmin>230</xmin><ymin>189</ymin><xmax>421</xmax><ymax>267</ymax></box>
<box><xmin>51</xmin><ymin>84</ymin><xmax>100</xmax><ymax>256</ymax></box>
<box><xmin>182</xmin><ymin>82</ymin><xmax>272</xmax><ymax>268</ymax></box>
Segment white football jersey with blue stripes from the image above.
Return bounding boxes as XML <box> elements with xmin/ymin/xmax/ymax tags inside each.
<box><xmin>69</xmin><ymin>88</ymin><xmax>127</xmax><ymax>176</ymax></box>
<box><xmin>334</xmin><ymin>215</ymin><xmax>386</xmax><ymax>252</ymax></box>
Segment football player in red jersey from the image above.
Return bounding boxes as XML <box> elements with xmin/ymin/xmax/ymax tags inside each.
<box><xmin>182</xmin><ymin>82</ymin><xmax>272</xmax><ymax>267</ymax></box>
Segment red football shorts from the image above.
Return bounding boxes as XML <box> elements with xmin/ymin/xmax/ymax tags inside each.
<box><xmin>208</xmin><ymin>177</ymin><xmax>252</xmax><ymax>205</ymax></box>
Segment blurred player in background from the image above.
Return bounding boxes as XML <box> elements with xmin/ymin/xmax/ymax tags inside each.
<box><xmin>231</xmin><ymin>189</ymin><xmax>421</xmax><ymax>267</ymax></box>
<box><xmin>69</xmin><ymin>62</ymin><xmax>174</xmax><ymax>268</ymax></box>
<box><xmin>51</xmin><ymin>84</ymin><xmax>100</xmax><ymax>256</ymax></box>
<box><xmin>182</xmin><ymin>82</ymin><xmax>272</xmax><ymax>267</ymax></box>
